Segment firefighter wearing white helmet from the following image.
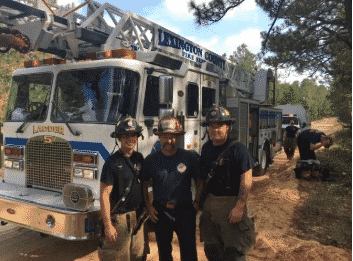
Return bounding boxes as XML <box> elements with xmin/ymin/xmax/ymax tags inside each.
<box><xmin>140</xmin><ymin>116</ymin><xmax>205</xmax><ymax>261</ymax></box>
<box><xmin>199</xmin><ymin>105</ymin><xmax>256</xmax><ymax>261</ymax></box>
<box><xmin>99</xmin><ymin>116</ymin><xmax>149</xmax><ymax>261</ymax></box>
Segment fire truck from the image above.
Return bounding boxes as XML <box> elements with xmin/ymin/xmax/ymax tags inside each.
<box><xmin>0</xmin><ymin>0</ymin><xmax>282</xmax><ymax>240</ymax></box>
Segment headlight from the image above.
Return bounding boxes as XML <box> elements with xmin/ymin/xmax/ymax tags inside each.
<box><xmin>4</xmin><ymin>160</ymin><xmax>12</xmax><ymax>169</ymax></box>
<box><xmin>12</xmin><ymin>161</ymin><xmax>20</xmax><ymax>169</ymax></box>
<box><xmin>4</xmin><ymin>160</ymin><xmax>23</xmax><ymax>170</ymax></box>
<box><xmin>73</xmin><ymin>167</ymin><xmax>97</xmax><ymax>180</ymax></box>
<box><xmin>74</xmin><ymin>168</ymin><xmax>83</xmax><ymax>178</ymax></box>
<box><xmin>83</xmin><ymin>169</ymin><xmax>95</xmax><ymax>180</ymax></box>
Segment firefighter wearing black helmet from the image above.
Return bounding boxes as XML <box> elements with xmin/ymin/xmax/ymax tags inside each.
<box><xmin>199</xmin><ymin>105</ymin><xmax>256</xmax><ymax>261</ymax></box>
<box><xmin>99</xmin><ymin>116</ymin><xmax>149</xmax><ymax>261</ymax></box>
<box><xmin>140</xmin><ymin>116</ymin><xmax>204</xmax><ymax>261</ymax></box>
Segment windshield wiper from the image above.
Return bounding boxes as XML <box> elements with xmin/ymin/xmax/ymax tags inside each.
<box><xmin>52</xmin><ymin>101</ymin><xmax>81</xmax><ymax>136</ymax></box>
<box><xmin>16</xmin><ymin>113</ymin><xmax>32</xmax><ymax>133</ymax></box>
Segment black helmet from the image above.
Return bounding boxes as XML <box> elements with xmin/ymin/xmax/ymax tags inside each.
<box><xmin>153</xmin><ymin>116</ymin><xmax>185</xmax><ymax>135</ymax></box>
<box><xmin>202</xmin><ymin>104</ymin><xmax>235</xmax><ymax>127</ymax></box>
<box><xmin>111</xmin><ymin>116</ymin><xmax>143</xmax><ymax>138</ymax></box>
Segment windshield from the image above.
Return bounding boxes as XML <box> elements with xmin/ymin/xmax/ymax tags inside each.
<box><xmin>6</xmin><ymin>73</ymin><xmax>52</xmax><ymax>122</ymax></box>
<box><xmin>282</xmin><ymin>117</ymin><xmax>298</xmax><ymax>125</ymax></box>
<box><xmin>52</xmin><ymin>67</ymin><xmax>140</xmax><ymax>124</ymax></box>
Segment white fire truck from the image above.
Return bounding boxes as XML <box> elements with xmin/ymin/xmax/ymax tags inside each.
<box><xmin>0</xmin><ymin>0</ymin><xmax>282</xmax><ymax>240</ymax></box>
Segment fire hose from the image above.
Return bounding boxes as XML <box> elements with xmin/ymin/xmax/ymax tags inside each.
<box><xmin>0</xmin><ymin>28</ymin><xmax>31</xmax><ymax>54</ymax></box>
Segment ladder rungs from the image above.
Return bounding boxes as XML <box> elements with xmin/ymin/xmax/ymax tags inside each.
<box><xmin>76</xmin><ymin>28</ymin><xmax>108</xmax><ymax>46</ymax></box>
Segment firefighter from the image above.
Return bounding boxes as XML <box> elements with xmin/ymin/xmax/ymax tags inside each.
<box><xmin>98</xmin><ymin>116</ymin><xmax>148</xmax><ymax>261</ymax></box>
<box><xmin>297</xmin><ymin>129</ymin><xmax>334</xmax><ymax>161</ymax></box>
<box><xmin>140</xmin><ymin>116</ymin><xmax>203</xmax><ymax>261</ymax></box>
<box><xmin>296</xmin><ymin>129</ymin><xmax>334</xmax><ymax>179</ymax></box>
<box><xmin>283</xmin><ymin>119</ymin><xmax>299</xmax><ymax>160</ymax></box>
<box><xmin>199</xmin><ymin>105</ymin><xmax>256</xmax><ymax>261</ymax></box>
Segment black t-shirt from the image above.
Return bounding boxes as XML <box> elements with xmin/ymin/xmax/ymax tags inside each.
<box><xmin>140</xmin><ymin>149</ymin><xmax>201</xmax><ymax>204</ymax></box>
<box><xmin>100</xmin><ymin>150</ymin><xmax>144</xmax><ymax>213</ymax></box>
<box><xmin>297</xmin><ymin>129</ymin><xmax>325</xmax><ymax>160</ymax></box>
<box><xmin>285</xmin><ymin>126</ymin><xmax>299</xmax><ymax>138</ymax></box>
<box><xmin>200</xmin><ymin>139</ymin><xmax>256</xmax><ymax>196</ymax></box>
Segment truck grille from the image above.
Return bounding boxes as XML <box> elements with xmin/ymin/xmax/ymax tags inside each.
<box><xmin>26</xmin><ymin>135</ymin><xmax>73</xmax><ymax>191</ymax></box>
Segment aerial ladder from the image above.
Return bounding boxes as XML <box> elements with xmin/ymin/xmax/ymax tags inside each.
<box><xmin>0</xmin><ymin>0</ymin><xmax>271</xmax><ymax>93</ymax></box>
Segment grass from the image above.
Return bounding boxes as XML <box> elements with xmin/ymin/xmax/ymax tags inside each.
<box><xmin>292</xmin><ymin>127</ymin><xmax>352</xmax><ymax>251</ymax></box>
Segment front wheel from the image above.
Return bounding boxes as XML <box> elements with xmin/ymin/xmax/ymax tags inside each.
<box><xmin>253</xmin><ymin>147</ymin><xmax>269</xmax><ymax>177</ymax></box>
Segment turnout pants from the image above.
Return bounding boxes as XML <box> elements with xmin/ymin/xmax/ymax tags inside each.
<box><xmin>284</xmin><ymin>137</ymin><xmax>297</xmax><ymax>159</ymax></box>
<box><xmin>153</xmin><ymin>201</ymin><xmax>198</xmax><ymax>261</ymax></box>
<box><xmin>98</xmin><ymin>211</ymin><xmax>148</xmax><ymax>261</ymax></box>
<box><xmin>199</xmin><ymin>195</ymin><xmax>256</xmax><ymax>261</ymax></box>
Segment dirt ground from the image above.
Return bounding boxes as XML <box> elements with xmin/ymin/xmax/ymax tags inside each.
<box><xmin>0</xmin><ymin>117</ymin><xmax>351</xmax><ymax>261</ymax></box>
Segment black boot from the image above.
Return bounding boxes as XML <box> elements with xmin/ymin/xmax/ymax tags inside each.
<box><xmin>225</xmin><ymin>247</ymin><xmax>245</xmax><ymax>261</ymax></box>
<box><xmin>204</xmin><ymin>244</ymin><xmax>224</xmax><ymax>261</ymax></box>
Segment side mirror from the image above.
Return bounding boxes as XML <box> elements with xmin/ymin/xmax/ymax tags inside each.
<box><xmin>159</xmin><ymin>76</ymin><xmax>173</xmax><ymax>104</ymax></box>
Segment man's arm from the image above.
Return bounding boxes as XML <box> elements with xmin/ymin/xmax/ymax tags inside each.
<box><xmin>283</xmin><ymin>130</ymin><xmax>287</xmax><ymax>141</ymax></box>
<box><xmin>228</xmin><ymin>168</ymin><xmax>253</xmax><ymax>224</ymax></box>
<box><xmin>193</xmin><ymin>179</ymin><xmax>205</xmax><ymax>211</ymax></box>
<box><xmin>142</xmin><ymin>179</ymin><xmax>158</xmax><ymax>223</ymax></box>
<box><xmin>310</xmin><ymin>138</ymin><xmax>331</xmax><ymax>151</ymax></box>
<box><xmin>100</xmin><ymin>182</ymin><xmax>117</xmax><ymax>242</ymax></box>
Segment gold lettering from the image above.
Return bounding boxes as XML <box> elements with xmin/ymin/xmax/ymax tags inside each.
<box><xmin>59</xmin><ymin>126</ymin><xmax>64</xmax><ymax>135</ymax></box>
<box><xmin>33</xmin><ymin>126</ymin><xmax>38</xmax><ymax>134</ymax></box>
<box><xmin>54</xmin><ymin>126</ymin><xmax>58</xmax><ymax>133</ymax></box>
<box><xmin>48</xmin><ymin>126</ymin><xmax>53</xmax><ymax>132</ymax></box>
<box><xmin>38</xmin><ymin>126</ymin><xmax>42</xmax><ymax>132</ymax></box>
<box><xmin>43</xmin><ymin>126</ymin><xmax>48</xmax><ymax>132</ymax></box>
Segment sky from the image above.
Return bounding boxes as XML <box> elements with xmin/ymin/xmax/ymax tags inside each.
<box><xmin>56</xmin><ymin>0</ymin><xmax>318</xmax><ymax>85</ymax></box>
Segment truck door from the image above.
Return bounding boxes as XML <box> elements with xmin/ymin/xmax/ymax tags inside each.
<box><xmin>182</xmin><ymin>71</ymin><xmax>201</xmax><ymax>153</ymax></box>
<box><xmin>139</xmin><ymin>74</ymin><xmax>165</xmax><ymax>156</ymax></box>
<box><xmin>200</xmin><ymin>76</ymin><xmax>217</xmax><ymax>149</ymax></box>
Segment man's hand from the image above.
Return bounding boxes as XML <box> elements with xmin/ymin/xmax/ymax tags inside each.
<box><xmin>146</xmin><ymin>205</ymin><xmax>158</xmax><ymax>223</ymax></box>
<box><xmin>228</xmin><ymin>205</ymin><xmax>244</xmax><ymax>224</ymax></box>
<box><xmin>104</xmin><ymin>225</ymin><xmax>118</xmax><ymax>243</ymax></box>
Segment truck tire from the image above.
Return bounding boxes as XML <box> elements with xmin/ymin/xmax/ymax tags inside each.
<box><xmin>253</xmin><ymin>145</ymin><xmax>269</xmax><ymax>177</ymax></box>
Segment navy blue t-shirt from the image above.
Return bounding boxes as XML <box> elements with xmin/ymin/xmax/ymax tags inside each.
<box><xmin>285</xmin><ymin>126</ymin><xmax>299</xmax><ymax>138</ymax></box>
<box><xmin>140</xmin><ymin>149</ymin><xmax>201</xmax><ymax>204</ymax></box>
<box><xmin>297</xmin><ymin>129</ymin><xmax>325</xmax><ymax>160</ymax></box>
<box><xmin>200</xmin><ymin>139</ymin><xmax>256</xmax><ymax>196</ymax></box>
<box><xmin>100</xmin><ymin>150</ymin><xmax>144</xmax><ymax>213</ymax></box>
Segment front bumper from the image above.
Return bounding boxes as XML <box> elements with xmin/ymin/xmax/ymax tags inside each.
<box><xmin>0</xmin><ymin>182</ymin><xmax>101</xmax><ymax>240</ymax></box>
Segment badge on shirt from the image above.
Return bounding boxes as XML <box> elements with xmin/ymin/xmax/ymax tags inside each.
<box><xmin>177</xmin><ymin>163</ymin><xmax>187</xmax><ymax>174</ymax></box>
<box><xmin>117</xmin><ymin>162</ymin><xmax>123</xmax><ymax>170</ymax></box>
<box><xmin>134</xmin><ymin>162</ymin><xmax>142</xmax><ymax>171</ymax></box>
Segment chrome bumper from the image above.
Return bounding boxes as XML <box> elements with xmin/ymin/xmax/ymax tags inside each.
<box><xmin>0</xmin><ymin>194</ymin><xmax>101</xmax><ymax>241</ymax></box>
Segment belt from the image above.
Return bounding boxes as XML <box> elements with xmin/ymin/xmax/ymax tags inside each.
<box><xmin>112</xmin><ymin>207</ymin><xmax>138</xmax><ymax>215</ymax></box>
<box><xmin>155</xmin><ymin>201</ymin><xmax>191</xmax><ymax>210</ymax></box>
<box><xmin>110</xmin><ymin>210</ymin><xmax>136</xmax><ymax>226</ymax></box>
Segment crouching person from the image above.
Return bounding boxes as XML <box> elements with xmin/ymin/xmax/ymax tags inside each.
<box><xmin>98</xmin><ymin>116</ymin><xmax>149</xmax><ymax>261</ymax></box>
<box><xmin>199</xmin><ymin>105</ymin><xmax>256</xmax><ymax>261</ymax></box>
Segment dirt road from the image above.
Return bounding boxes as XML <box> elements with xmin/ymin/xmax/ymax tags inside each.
<box><xmin>0</xmin><ymin>118</ymin><xmax>351</xmax><ymax>260</ymax></box>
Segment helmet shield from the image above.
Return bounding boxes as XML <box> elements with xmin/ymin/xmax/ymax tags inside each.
<box><xmin>154</xmin><ymin>116</ymin><xmax>185</xmax><ymax>135</ymax></box>
<box><xmin>111</xmin><ymin>116</ymin><xmax>143</xmax><ymax>138</ymax></box>
<box><xmin>202</xmin><ymin>105</ymin><xmax>235</xmax><ymax>126</ymax></box>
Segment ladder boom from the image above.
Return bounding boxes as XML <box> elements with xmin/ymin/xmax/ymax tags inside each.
<box><xmin>0</xmin><ymin>0</ymin><xmax>273</xmax><ymax>99</ymax></box>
